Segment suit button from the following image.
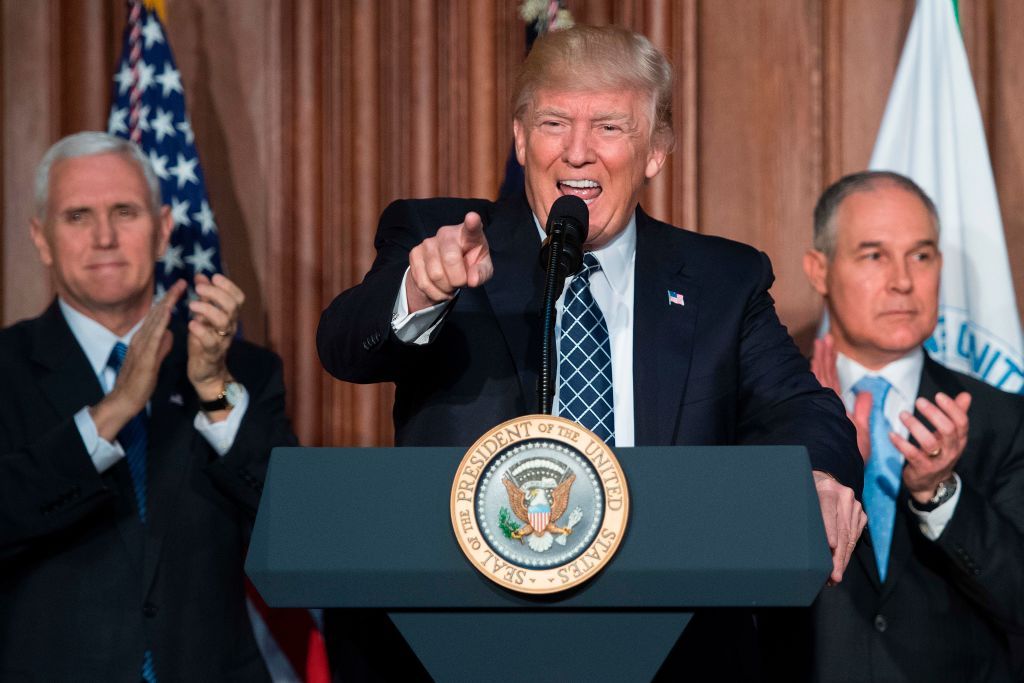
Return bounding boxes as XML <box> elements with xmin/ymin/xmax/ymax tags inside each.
<box><xmin>143</xmin><ymin>602</ymin><xmax>158</xmax><ymax>618</ymax></box>
<box><xmin>874</xmin><ymin>614</ymin><xmax>887</xmax><ymax>633</ymax></box>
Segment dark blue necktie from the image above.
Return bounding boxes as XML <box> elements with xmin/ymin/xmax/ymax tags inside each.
<box><xmin>558</xmin><ymin>253</ymin><xmax>615</xmax><ymax>445</ymax></box>
<box><xmin>107</xmin><ymin>343</ymin><xmax>158</xmax><ymax>683</ymax></box>
<box><xmin>853</xmin><ymin>375</ymin><xmax>903</xmax><ymax>582</ymax></box>
<box><xmin>107</xmin><ymin>342</ymin><xmax>149</xmax><ymax>525</ymax></box>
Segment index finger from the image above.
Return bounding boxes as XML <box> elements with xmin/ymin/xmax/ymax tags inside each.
<box><xmin>460</xmin><ymin>212</ymin><xmax>485</xmax><ymax>247</ymax></box>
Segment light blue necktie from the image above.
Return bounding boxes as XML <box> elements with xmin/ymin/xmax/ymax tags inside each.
<box><xmin>559</xmin><ymin>253</ymin><xmax>615</xmax><ymax>445</ymax></box>
<box><xmin>107</xmin><ymin>343</ymin><xmax>158</xmax><ymax>683</ymax></box>
<box><xmin>853</xmin><ymin>375</ymin><xmax>903</xmax><ymax>583</ymax></box>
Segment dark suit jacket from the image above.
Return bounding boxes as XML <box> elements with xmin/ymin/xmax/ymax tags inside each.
<box><xmin>318</xmin><ymin>194</ymin><xmax>861</xmax><ymax>486</ymax></box>
<box><xmin>805</xmin><ymin>355</ymin><xmax>1024</xmax><ymax>682</ymax></box>
<box><xmin>0</xmin><ymin>301</ymin><xmax>297</xmax><ymax>682</ymax></box>
<box><xmin>317</xmin><ymin>194</ymin><xmax>863</xmax><ymax>681</ymax></box>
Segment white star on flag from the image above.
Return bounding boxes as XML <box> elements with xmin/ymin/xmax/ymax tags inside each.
<box><xmin>155</xmin><ymin>62</ymin><xmax>183</xmax><ymax>98</ymax></box>
<box><xmin>176</xmin><ymin>117</ymin><xmax>195</xmax><ymax>145</ymax></box>
<box><xmin>151</xmin><ymin>108</ymin><xmax>176</xmax><ymax>143</ymax></box>
<box><xmin>114</xmin><ymin>62</ymin><xmax>134</xmax><ymax>95</ymax></box>
<box><xmin>185</xmin><ymin>244</ymin><xmax>216</xmax><ymax>274</ymax></box>
<box><xmin>169</xmin><ymin>153</ymin><xmax>199</xmax><ymax>189</ymax></box>
<box><xmin>193</xmin><ymin>201</ymin><xmax>217</xmax><ymax>235</ymax></box>
<box><xmin>159</xmin><ymin>244</ymin><xmax>185</xmax><ymax>275</ymax></box>
<box><xmin>135</xmin><ymin>59</ymin><xmax>156</xmax><ymax>94</ymax></box>
<box><xmin>136</xmin><ymin>104</ymin><xmax>152</xmax><ymax>132</ymax></box>
<box><xmin>108</xmin><ymin>107</ymin><xmax>128</xmax><ymax>135</ymax></box>
<box><xmin>141</xmin><ymin>15</ymin><xmax>164</xmax><ymax>49</ymax></box>
<box><xmin>170</xmin><ymin>197</ymin><xmax>192</xmax><ymax>226</ymax></box>
<box><xmin>148</xmin><ymin>150</ymin><xmax>169</xmax><ymax>179</ymax></box>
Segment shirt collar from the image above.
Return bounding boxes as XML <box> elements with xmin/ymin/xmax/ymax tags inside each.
<box><xmin>532</xmin><ymin>211</ymin><xmax>637</xmax><ymax>296</ymax></box>
<box><xmin>58</xmin><ymin>298</ymin><xmax>144</xmax><ymax>378</ymax></box>
<box><xmin>836</xmin><ymin>347</ymin><xmax>924</xmax><ymax>408</ymax></box>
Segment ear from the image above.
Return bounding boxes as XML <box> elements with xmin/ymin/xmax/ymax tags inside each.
<box><xmin>30</xmin><ymin>217</ymin><xmax>53</xmax><ymax>267</ymax></box>
<box><xmin>644</xmin><ymin>143</ymin><xmax>668</xmax><ymax>180</ymax></box>
<box><xmin>513</xmin><ymin>119</ymin><xmax>527</xmax><ymax>166</ymax></box>
<box><xmin>154</xmin><ymin>205</ymin><xmax>173</xmax><ymax>258</ymax></box>
<box><xmin>803</xmin><ymin>249</ymin><xmax>829</xmax><ymax>296</ymax></box>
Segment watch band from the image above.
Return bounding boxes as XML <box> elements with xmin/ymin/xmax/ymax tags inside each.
<box><xmin>910</xmin><ymin>475</ymin><xmax>958</xmax><ymax>513</ymax></box>
<box><xmin>199</xmin><ymin>381</ymin><xmax>240</xmax><ymax>412</ymax></box>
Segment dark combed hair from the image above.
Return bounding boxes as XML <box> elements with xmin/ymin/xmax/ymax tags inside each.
<box><xmin>813</xmin><ymin>170</ymin><xmax>939</xmax><ymax>257</ymax></box>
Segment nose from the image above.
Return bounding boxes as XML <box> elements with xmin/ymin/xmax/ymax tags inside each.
<box><xmin>888</xmin><ymin>259</ymin><xmax>913</xmax><ymax>293</ymax></box>
<box><xmin>562</xmin><ymin>124</ymin><xmax>595</xmax><ymax>167</ymax></box>
<box><xmin>92</xmin><ymin>215</ymin><xmax>117</xmax><ymax>249</ymax></box>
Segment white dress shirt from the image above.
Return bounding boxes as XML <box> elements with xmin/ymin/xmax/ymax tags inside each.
<box><xmin>392</xmin><ymin>214</ymin><xmax>639</xmax><ymax>446</ymax></box>
<box><xmin>836</xmin><ymin>349</ymin><xmax>961</xmax><ymax>539</ymax></box>
<box><xmin>61</xmin><ymin>299</ymin><xmax>249</xmax><ymax>472</ymax></box>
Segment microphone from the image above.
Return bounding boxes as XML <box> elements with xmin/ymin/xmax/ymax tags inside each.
<box><xmin>538</xmin><ymin>195</ymin><xmax>590</xmax><ymax>415</ymax></box>
<box><xmin>539</xmin><ymin>195</ymin><xmax>590</xmax><ymax>296</ymax></box>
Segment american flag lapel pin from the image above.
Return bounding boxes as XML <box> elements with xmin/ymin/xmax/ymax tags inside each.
<box><xmin>169</xmin><ymin>393</ymin><xmax>184</xmax><ymax>406</ymax></box>
<box><xmin>667</xmin><ymin>290</ymin><xmax>685</xmax><ymax>307</ymax></box>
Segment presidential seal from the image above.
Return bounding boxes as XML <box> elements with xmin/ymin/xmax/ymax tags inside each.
<box><xmin>450</xmin><ymin>415</ymin><xmax>629</xmax><ymax>594</ymax></box>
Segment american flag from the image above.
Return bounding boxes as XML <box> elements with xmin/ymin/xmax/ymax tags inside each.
<box><xmin>107</xmin><ymin>3</ymin><xmax>329</xmax><ymax>681</ymax></box>
<box><xmin>108</xmin><ymin>0</ymin><xmax>221</xmax><ymax>313</ymax></box>
<box><xmin>667</xmin><ymin>291</ymin><xmax>685</xmax><ymax>307</ymax></box>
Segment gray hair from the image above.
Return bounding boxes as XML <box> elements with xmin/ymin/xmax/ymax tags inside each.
<box><xmin>34</xmin><ymin>131</ymin><xmax>162</xmax><ymax>220</ymax></box>
<box><xmin>512</xmin><ymin>24</ymin><xmax>674</xmax><ymax>152</ymax></box>
<box><xmin>813</xmin><ymin>170</ymin><xmax>940</xmax><ymax>258</ymax></box>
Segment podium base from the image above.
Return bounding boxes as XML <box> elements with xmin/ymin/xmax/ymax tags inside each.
<box><xmin>390</xmin><ymin>611</ymin><xmax>692</xmax><ymax>681</ymax></box>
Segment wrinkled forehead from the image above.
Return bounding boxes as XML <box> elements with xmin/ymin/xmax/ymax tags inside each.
<box><xmin>835</xmin><ymin>185</ymin><xmax>939</xmax><ymax>245</ymax></box>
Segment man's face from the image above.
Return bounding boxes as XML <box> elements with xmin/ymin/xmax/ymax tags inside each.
<box><xmin>30</xmin><ymin>152</ymin><xmax>172</xmax><ymax>321</ymax></box>
<box><xmin>804</xmin><ymin>184</ymin><xmax>942</xmax><ymax>369</ymax></box>
<box><xmin>513</xmin><ymin>87</ymin><xmax>667</xmax><ymax>249</ymax></box>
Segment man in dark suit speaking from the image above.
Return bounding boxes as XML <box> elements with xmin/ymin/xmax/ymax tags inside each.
<box><xmin>317</xmin><ymin>25</ymin><xmax>865</xmax><ymax>677</ymax></box>
<box><xmin>0</xmin><ymin>132</ymin><xmax>296</xmax><ymax>681</ymax></box>
<box><xmin>802</xmin><ymin>171</ymin><xmax>1024</xmax><ymax>681</ymax></box>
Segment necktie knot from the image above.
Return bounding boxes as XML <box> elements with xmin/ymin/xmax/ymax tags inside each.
<box><xmin>577</xmin><ymin>253</ymin><xmax>601</xmax><ymax>281</ymax></box>
<box><xmin>107</xmin><ymin>341</ymin><xmax>129</xmax><ymax>374</ymax></box>
<box><xmin>852</xmin><ymin>375</ymin><xmax>891</xmax><ymax>414</ymax></box>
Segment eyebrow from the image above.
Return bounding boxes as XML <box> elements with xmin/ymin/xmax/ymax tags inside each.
<box><xmin>855</xmin><ymin>239</ymin><xmax>937</xmax><ymax>250</ymax></box>
<box><xmin>533</xmin><ymin>107</ymin><xmax>632</xmax><ymax>123</ymax></box>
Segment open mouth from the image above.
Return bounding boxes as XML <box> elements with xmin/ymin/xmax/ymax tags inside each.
<box><xmin>558</xmin><ymin>179</ymin><xmax>601</xmax><ymax>203</ymax></box>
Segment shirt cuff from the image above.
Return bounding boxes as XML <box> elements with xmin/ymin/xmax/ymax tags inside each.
<box><xmin>193</xmin><ymin>385</ymin><xmax>250</xmax><ymax>456</ymax></box>
<box><xmin>74</xmin><ymin>406</ymin><xmax>125</xmax><ymax>473</ymax></box>
<box><xmin>391</xmin><ymin>268</ymin><xmax>454</xmax><ymax>345</ymax></box>
<box><xmin>908</xmin><ymin>473</ymin><xmax>962</xmax><ymax>540</ymax></box>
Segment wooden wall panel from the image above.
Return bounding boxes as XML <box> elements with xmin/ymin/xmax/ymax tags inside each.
<box><xmin>4</xmin><ymin>0</ymin><xmax>1024</xmax><ymax>447</ymax></box>
<box><xmin>697</xmin><ymin>1</ymin><xmax>825</xmax><ymax>346</ymax></box>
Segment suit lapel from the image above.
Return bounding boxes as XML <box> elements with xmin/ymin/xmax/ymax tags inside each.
<box><xmin>482</xmin><ymin>195</ymin><xmax>546</xmax><ymax>410</ymax></box>
<box><xmin>30</xmin><ymin>301</ymin><xmax>146</xmax><ymax>571</ymax></box>
<box><xmin>142</xmin><ymin>322</ymin><xmax>193</xmax><ymax>595</ymax></box>
<box><xmin>632</xmin><ymin>211</ymin><xmax>699</xmax><ymax>445</ymax></box>
<box><xmin>31</xmin><ymin>301</ymin><xmax>106</xmax><ymax>421</ymax></box>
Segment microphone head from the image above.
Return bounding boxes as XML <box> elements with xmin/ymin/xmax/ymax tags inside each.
<box><xmin>546</xmin><ymin>195</ymin><xmax>590</xmax><ymax>239</ymax></box>
<box><xmin>540</xmin><ymin>195</ymin><xmax>590</xmax><ymax>280</ymax></box>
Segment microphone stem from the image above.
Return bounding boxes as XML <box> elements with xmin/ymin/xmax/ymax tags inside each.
<box><xmin>539</xmin><ymin>229</ymin><xmax>566</xmax><ymax>415</ymax></box>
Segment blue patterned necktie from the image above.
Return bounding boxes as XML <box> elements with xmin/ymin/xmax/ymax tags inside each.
<box><xmin>559</xmin><ymin>253</ymin><xmax>615</xmax><ymax>445</ymax></box>
<box><xmin>107</xmin><ymin>342</ymin><xmax>149</xmax><ymax>525</ymax></box>
<box><xmin>852</xmin><ymin>375</ymin><xmax>903</xmax><ymax>583</ymax></box>
<box><xmin>106</xmin><ymin>343</ymin><xmax>157</xmax><ymax>683</ymax></box>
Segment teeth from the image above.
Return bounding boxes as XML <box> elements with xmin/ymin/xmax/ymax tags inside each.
<box><xmin>560</xmin><ymin>179</ymin><xmax>599</xmax><ymax>188</ymax></box>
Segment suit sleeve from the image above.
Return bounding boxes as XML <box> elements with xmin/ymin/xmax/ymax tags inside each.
<box><xmin>933</xmin><ymin>405</ymin><xmax>1024</xmax><ymax>632</ymax></box>
<box><xmin>735</xmin><ymin>251</ymin><xmax>864</xmax><ymax>493</ymax></box>
<box><xmin>203</xmin><ymin>345</ymin><xmax>298</xmax><ymax>516</ymax></box>
<box><xmin>0</xmin><ymin>412</ymin><xmax>116</xmax><ymax>562</ymax></box>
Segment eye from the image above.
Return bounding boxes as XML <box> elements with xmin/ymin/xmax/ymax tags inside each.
<box><xmin>68</xmin><ymin>211</ymin><xmax>84</xmax><ymax>223</ymax></box>
<box><xmin>861</xmin><ymin>251</ymin><xmax>882</xmax><ymax>261</ymax></box>
<box><xmin>117</xmin><ymin>206</ymin><xmax>138</xmax><ymax>218</ymax></box>
<box><xmin>600</xmin><ymin>124</ymin><xmax>622</xmax><ymax>133</ymax></box>
<box><xmin>910</xmin><ymin>249</ymin><xmax>934</xmax><ymax>262</ymax></box>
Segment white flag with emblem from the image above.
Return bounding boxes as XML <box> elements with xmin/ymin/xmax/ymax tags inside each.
<box><xmin>869</xmin><ymin>0</ymin><xmax>1024</xmax><ymax>393</ymax></box>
